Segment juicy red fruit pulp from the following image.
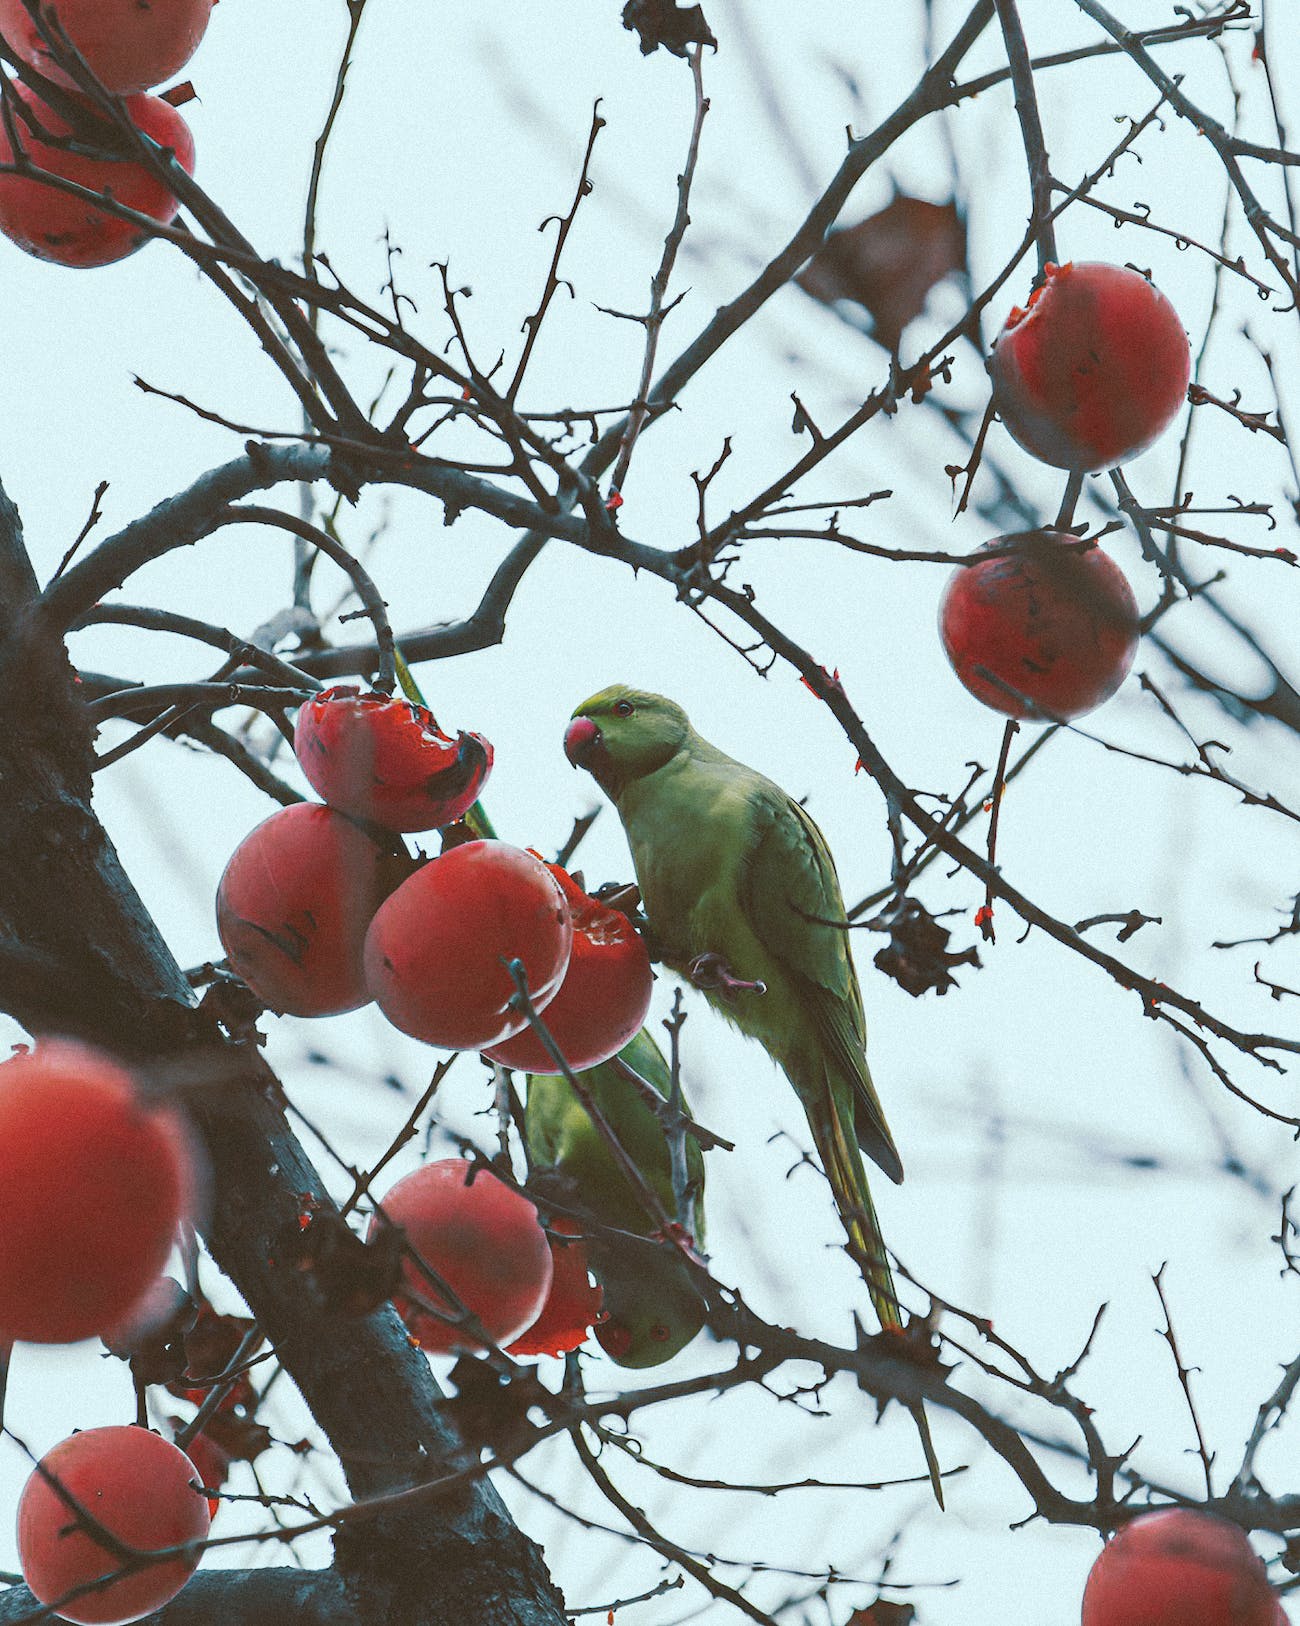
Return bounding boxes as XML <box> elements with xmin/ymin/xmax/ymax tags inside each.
<box><xmin>507</xmin><ymin>1221</ymin><xmax>604</xmax><ymax>1358</ymax></box>
<box><xmin>0</xmin><ymin>84</ymin><xmax>194</xmax><ymax>268</ymax></box>
<box><xmin>293</xmin><ymin>686</ymin><xmax>494</xmax><ymax>833</ymax></box>
<box><xmin>989</xmin><ymin>261</ymin><xmax>1191</xmax><ymax>472</ymax></box>
<box><xmin>939</xmin><ymin>529</ymin><xmax>1140</xmax><ymax>721</ymax></box>
<box><xmin>485</xmin><ymin>864</ymin><xmax>653</xmax><ymax>1074</ymax></box>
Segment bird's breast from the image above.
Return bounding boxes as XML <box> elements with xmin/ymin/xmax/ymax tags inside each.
<box><xmin>620</xmin><ymin>765</ymin><xmax>759</xmax><ymax>968</ymax></box>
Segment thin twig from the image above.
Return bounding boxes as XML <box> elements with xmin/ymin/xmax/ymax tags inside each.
<box><xmin>993</xmin><ymin>0</ymin><xmax>1058</xmax><ymax>274</ymax></box>
<box><xmin>1152</xmin><ymin>1263</ymin><xmax>1215</xmax><ymax>1498</ymax></box>
<box><xmin>609</xmin><ymin>45</ymin><xmax>709</xmax><ymax>497</ymax></box>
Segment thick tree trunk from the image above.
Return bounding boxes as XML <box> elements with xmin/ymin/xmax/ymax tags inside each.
<box><xmin>0</xmin><ymin>479</ymin><xmax>568</xmax><ymax>1626</ymax></box>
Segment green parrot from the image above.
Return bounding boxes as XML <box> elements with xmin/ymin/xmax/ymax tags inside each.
<box><xmin>525</xmin><ymin>1028</ymin><xmax>707</xmax><ymax>1368</ymax></box>
<box><xmin>563</xmin><ymin>686</ymin><xmax>941</xmax><ymax>1496</ymax></box>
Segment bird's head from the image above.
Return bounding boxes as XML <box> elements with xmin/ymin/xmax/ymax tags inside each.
<box><xmin>591</xmin><ymin>1241</ymin><xmax>707</xmax><ymax>1369</ymax></box>
<box><xmin>564</xmin><ymin>686</ymin><xmax>690</xmax><ymax>794</ymax></box>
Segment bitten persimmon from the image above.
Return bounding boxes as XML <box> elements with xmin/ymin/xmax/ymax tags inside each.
<box><xmin>939</xmin><ymin>529</ymin><xmax>1140</xmax><ymax>720</ymax></box>
<box><xmin>0</xmin><ymin>0</ymin><xmax>213</xmax><ymax>96</ymax></box>
<box><xmin>372</xmin><ymin>1159</ymin><xmax>553</xmax><ymax>1354</ymax></box>
<box><xmin>507</xmin><ymin>1221</ymin><xmax>604</xmax><ymax>1357</ymax></box>
<box><xmin>0</xmin><ymin>84</ymin><xmax>194</xmax><ymax>267</ymax></box>
<box><xmin>216</xmin><ymin>803</ymin><xmax>409</xmax><ymax>1018</ymax></box>
<box><xmin>293</xmin><ymin>685</ymin><xmax>493</xmax><ymax>833</ymax></box>
<box><xmin>364</xmin><ymin>840</ymin><xmax>572</xmax><ymax>1050</ymax></box>
<box><xmin>177</xmin><ymin>1431</ymin><xmax>230</xmax><ymax>1521</ymax></box>
<box><xmin>0</xmin><ymin>1041</ymin><xmax>196</xmax><ymax>1345</ymax></box>
<box><xmin>484</xmin><ymin>865</ymin><xmax>652</xmax><ymax>1074</ymax></box>
<box><xmin>1082</xmin><ymin>1509</ymin><xmax>1275</xmax><ymax>1626</ymax></box>
<box><xmin>989</xmin><ymin>261</ymin><xmax>1190</xmax><ymax>472</ymax></box>
<box><xmin>17</xmin><ymin>1426</ymin><xmax>210</xmax><ymax>1625</ymax></box>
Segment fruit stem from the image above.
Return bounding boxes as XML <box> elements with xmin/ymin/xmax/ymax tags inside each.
<box><xmin>1055</xmin><ymin>471</ymin><xmax>1084</xmax><ymax>529</ymax></box>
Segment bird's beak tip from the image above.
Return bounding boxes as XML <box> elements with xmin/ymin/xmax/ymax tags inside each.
<box><xmin>564</xmin><ymin>715</ymin><xmax>602</xmax><ymax>768</ymax></box>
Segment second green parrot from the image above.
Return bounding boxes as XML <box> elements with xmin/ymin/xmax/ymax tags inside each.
<box><xmin>525</xmin><ymin>1027</ymin><xmax>707</xmax><ymax>1368</ymax></box>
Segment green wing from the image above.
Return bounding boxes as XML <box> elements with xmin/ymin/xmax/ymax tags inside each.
<box><xmin>738</xmin><ymin>785</ymin><xmax>902</xmax><ymax>1183</ymax></box>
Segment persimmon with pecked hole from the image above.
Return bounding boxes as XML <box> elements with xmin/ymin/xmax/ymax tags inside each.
<box><xmin>1081</xmin><ymin>1509</ymin><xmax>1276</xmax><ymax>1626</ymax></box>
<box><xmin>216</xmin><ymin>802</ymin><xmax>411</xmax><ymax>1018</ymax></box>
<box><xmin>0</xmin><ymin>83</ymin><xmax>194</xmax><ymax>267</ymax></box>
<box><xmin>364</xmin><ymin>840</ymin><xmax>572</xmax><ymax>1050</ymax></box>
<box><xmin>938</xmin><ymin>529</ymin><xmax>1140</xmax><ymax>721</ymax></box>
<box><xmin>507</xmin><ymin>1221</ymin><xmax>604</xmax><ymax>1357</ymax></box>
<box><xmin>988</xmin><ymin>261</ymin><xmax>1191</xmax><ymax>472</ymax></box>
<box><xmin>17</xmin><ymin>1426</ymin><xmax>210</xmax><ymax>1625</ymax></box>
<box><xmin>0</xmin><ymin>0</ymin><xmax>213</xmax><ymax>96</ymax></box>
<box><xmin>293</xmin><ymin>685</ymin><xmax>493</xmax><ymax>833</ymax></box>
<box><xmin>0</xmin><ymin>1041</ymin><xmax>197</xmax><ymax>1345</ymax></box>
<box><xmin>484</xmin><ymin>864</ymin><xmax>652</xmax><ymax>1073</ymax></box>
<box><xmin>371</xmin><ymin>1159</ymin><xmax>553</xmax><ymax>1354</ymax></box>
<box><xmin>177</xmin><ymin>1431</ymin><xmax>230</xmax><ymax>1521</ymax></box>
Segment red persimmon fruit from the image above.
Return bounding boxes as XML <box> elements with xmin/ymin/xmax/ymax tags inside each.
<box><xmin>364</xmin><ymin>840</ymin><xmax>572</xmax><ymax>1050</ymax></box>
<box><xmin>484</xmin><ymin>865</ymin><xmax>652</xmax><ymax>1074</ymax></box>
<box><xmin>0</xmin><ymin>1041</ymin><xmax>196</xmax><ymax>1345</ymax></box>
<box><xmin>939</xmin><ymin>529</ymin><xmax>1140</xmax><ymax>721</ymax></box>
<box><xmin>293</xmin><ymin>685</ymin><xmax>493</xmax><ymax>833</ymax></box>
<box><xmin>0</xmin><ymin>0</ymin><xmax>213</xmax><ymax>96</ymax></box>
<box><xmin>989</xmin><ymin>261</ymin><xmax>1191</xmax><ymax>472</ymax></box>
<box><xmin>216</xmin><ymin>803</ymin><xmax>410</xmax><ymax>1018</ymax></box>
<box><xmin>1081</xmin><ymin>1509</ymin><xmax>1276</xmax><ymax>1626</ymax></box>
<box><xmin>0</xmin><ymin>83</ymin><xmax>194</xmax><ymax>267</ymax></box>
<box><xmin>17</xmin><ymin>1426</ymin><xmax>210</xmax><ymax>1625</ymax></box>
<box><xmin>371</xmin><ymin>1159</ymin><xmax>553</xmax><ymax>1354</ymax></box>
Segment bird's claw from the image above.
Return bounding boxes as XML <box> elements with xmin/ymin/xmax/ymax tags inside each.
<box><xmin>650</xmin><ymin>1221</ymin><xmax>707</xmax><ymax>1268</ymax></box>
<box><xmin>688</xmin><ymin>953</ymin><xmax>767</xmax><ymax>997</ymax></box>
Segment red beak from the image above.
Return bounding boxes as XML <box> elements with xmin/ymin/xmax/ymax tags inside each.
<box><xmin>564</xmin><ymin>716</ymin><xmax>601</xmax><ymax>768</ymax></box>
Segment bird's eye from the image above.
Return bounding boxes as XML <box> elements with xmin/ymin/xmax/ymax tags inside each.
<box><xmin>649</xmin><ymin>1323</ymin><xmax>671</xmax><ymax>1342</ymax></box>
<box><xmin>613</xmin><ymin>700</ymin><xmax>635</xmax><ymax>717</ymax></box>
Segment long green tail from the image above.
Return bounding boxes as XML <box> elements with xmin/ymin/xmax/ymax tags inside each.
<box><xmin>812</xmin><ymin>1097</ymin><xmax>945</xmax><ymax>1509</ymax></box>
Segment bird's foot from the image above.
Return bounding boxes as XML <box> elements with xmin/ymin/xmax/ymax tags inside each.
<box><xmin>649</xmin><ymin>1222</ymin><xmax>707</xmax><ymax>1268</ymax></box>
<box><xmin>688</xmin><ymin>952</ymin><xmax>767</xmax><ymax>997</ymax></box>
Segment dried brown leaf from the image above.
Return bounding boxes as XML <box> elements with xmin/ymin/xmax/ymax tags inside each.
<box><xmin>798</xmin><ymin>195</ymin><xmax>966</xmax><ymax>351</ymax></box>
<box><xmin>622</xmin><ymin>0</ymin><xmax>716</xmax><ymax>56</ymax></box>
